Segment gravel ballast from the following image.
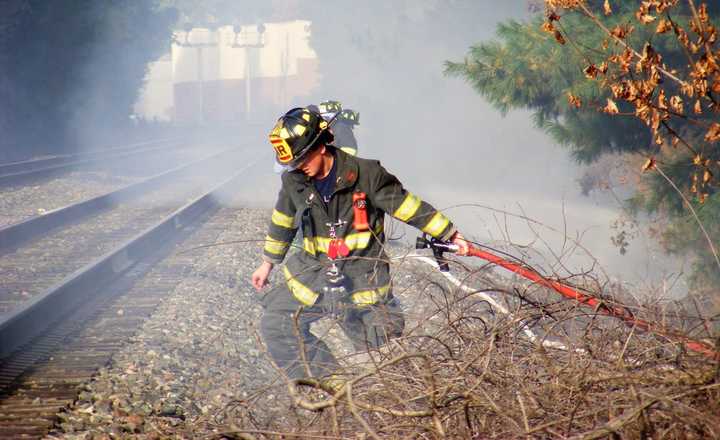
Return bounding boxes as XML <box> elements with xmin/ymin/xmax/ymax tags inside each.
<box><xmin>44</xmin><ymin>207</ymin><xmax>473</xmax><ymax>438</ymax></box>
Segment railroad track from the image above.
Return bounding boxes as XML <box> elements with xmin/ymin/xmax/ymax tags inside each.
<box><xmin>0</xmin><ymin>149</ymin><xmax>267</xmax><ymax>438</ymax></box>
<box><xmin>0</xmin><ymin>138</ymin><xmax>189</xmax><ymax>187</ymax></box>
<box><xmin>0</xmin><ymin>146</ymin><xmax>249</xmax><ymax>337</ymax></box>
<box><xmin>0</xmin><ymin>147</ymin><xmax>238</xmax><ymax>252</ymax></box>
<box><xmin>0</xmin><ymin>143</ymin><xmax>226</xmax><ymax>229</ymax></box>
<box><xmin>0</xmin><ymin>138</ymin><xmax>183</xmax><ymax>175</ymax></box>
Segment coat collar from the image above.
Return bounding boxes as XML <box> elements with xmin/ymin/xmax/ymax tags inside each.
<box><xmin>286</xmin><ymin>146</ymin><xmax>358</xmax><ymax>192</ymax></box>
<box><xmin>332</xmin><ymin>146</ymin><xmax>359</xmax><ymax>192</ymax></box>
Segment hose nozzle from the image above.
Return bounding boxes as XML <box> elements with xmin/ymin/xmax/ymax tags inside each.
<box><xmin>416</xmin><ymin>234</ymin><xmax>457</xmax><ymax>272</ymax></box>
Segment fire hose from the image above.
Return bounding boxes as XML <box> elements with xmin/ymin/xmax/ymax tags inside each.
<box><xmin>416</xmin><ymin>235</ymin><xmax>720</xmax><ymax>361</ymax></box>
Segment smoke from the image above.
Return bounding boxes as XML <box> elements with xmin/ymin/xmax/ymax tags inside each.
<box><xmin>0</xmin><ymin>0</ymin><xmax>686</xmax><ymax>291</ymax></box>
<box><xmin>263</xmin><ymin>0</ymin><xmax>682</xmax><ymax>290</ymax></box>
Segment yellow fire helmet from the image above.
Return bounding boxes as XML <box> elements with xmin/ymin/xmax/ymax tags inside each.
<box><xmin>269</xmin><ymin>107</ymin><xmax>332</xmax><ymax>169</ymax></box>
<box><xmin>338</xmin><ymin>109</ymin><xmax>360</xmax><ymax>125</ymax></box>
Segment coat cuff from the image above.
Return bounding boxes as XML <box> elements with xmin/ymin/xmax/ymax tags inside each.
<box><xmin>439</xmin><ymin>224</ymin><xmax>457</xmax><ymax>242</ymax></box>
<box><xmin>262</xmin><ymin>254</ymin><xmax>284</xmax><ymax>265</ymax></box>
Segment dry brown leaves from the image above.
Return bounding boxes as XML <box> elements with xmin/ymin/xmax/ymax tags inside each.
<box><xmin>543</xmin><ymin>0</ymin><xmax>719</xmax><ymax>202</ymax></box>
<box><xmin>567</xmin><ymin>92</ymin><xmax>582</xmax><ymax>108</ymax></box>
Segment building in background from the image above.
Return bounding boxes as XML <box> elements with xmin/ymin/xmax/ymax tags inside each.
<box><xmin>133</xmin><ymin>20</ymin><xmax>319</xmax><ymax>124</ymax></box>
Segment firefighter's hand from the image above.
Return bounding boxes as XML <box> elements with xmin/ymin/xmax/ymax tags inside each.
<box><xmin>251</xmin><ymin>261</ymin><xmax>274</xmax><ymax>291</ymax></box>
<box><xmin>450</xmin><ymin>231</ymin><xmax>471</xmax><ymax>256</ymax></box>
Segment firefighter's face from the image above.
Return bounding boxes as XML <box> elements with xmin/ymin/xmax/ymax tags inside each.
<box><xmin>298</xmin><ymin>145</ymin><xmax>326</xmax><ymax>178</ymax></box>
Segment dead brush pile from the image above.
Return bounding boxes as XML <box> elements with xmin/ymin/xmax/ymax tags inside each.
<box><xmin>218</xmin><ymin>252</ymin><xmax>720</xmax><ymax>439</ymax></box>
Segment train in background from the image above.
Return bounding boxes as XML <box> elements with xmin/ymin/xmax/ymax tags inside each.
<box><xmin>133</xmin><ymin>20</ymin><xmax>319</xmax><ymax>125</ymax></box>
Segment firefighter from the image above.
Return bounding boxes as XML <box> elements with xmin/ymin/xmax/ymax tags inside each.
<box><xmin>318</xmin><ymin>100</ymin><xmax>360</xmax><ymax>157</ymax></box>
<box><xmin>273</xmin><ymin>100</ymin><xmax>360</xmax><ymax>174</ymax></box>
<box><xmin>251</xmin><ymin>107</ymin><xmax>469</xmax><ymax>382</ymax></box>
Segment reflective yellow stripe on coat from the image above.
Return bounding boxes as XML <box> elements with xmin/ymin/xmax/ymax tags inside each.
<box><xmin>351</xmin><ymin>284</ymin><xmax>391</xmax><ymax>306</ymax></box>
<box><xmin>339</xmin><ymin>146</ymin><xmax>357</xmax><ymax>156</ymax></box>
<box><xmin>264</xmin><ymin>235</ymin><xmax>290</xmax><ymax>255</ymax></box>
<box><xmin>271</xmin><ymin>209</ymin><xmax>294</xmax><ymax>229</ymax></box>
<box><xmin>303</xmin><ymin>228</ymin><xmax>380</xmax><ymax>256</ymax></box>
<box><xmin>303</xmin><ymin>236</ymin><xmax>332</xmax><ymax>255</ymax></box>
<box><xmin>393</xmin><ymin>193</ymin><xmax>421</xmax><ymax>222</ymax></box>
<box><xmin>283</xmin><ymin>266</ymin><xmax>319</xmax><ymax>306</ymax></box>
<box><xmin>421</xmin><ymin>212</ymin><xmax>450</xmax><ymax>238</ymax></box>
<box><xmin>283</xmin><ymin>266</ymin><xmax>389</xmax><ymax>307</ymax></box>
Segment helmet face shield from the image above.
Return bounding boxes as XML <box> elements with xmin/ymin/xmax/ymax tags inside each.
<box><xmin>281</xmin><ymin>143</ymin><xmax>315</xmax><ymax>170</ymax></box>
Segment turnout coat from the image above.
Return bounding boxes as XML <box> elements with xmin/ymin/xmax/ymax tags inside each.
<box><xmin>263</xmin><ymin>147</ymin><xmax>456</xmax><ymax>307</ymax></box>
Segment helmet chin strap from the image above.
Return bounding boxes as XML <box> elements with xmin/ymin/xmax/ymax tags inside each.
<box><xmin>302</xmin><ymin>110</ymin><xmax>340</xmax><ymax>155</ymax></box>
<box><xmin>326</xmin><ymin>112</ymin><xmax>340</xmax><ymax>128</ymax></box>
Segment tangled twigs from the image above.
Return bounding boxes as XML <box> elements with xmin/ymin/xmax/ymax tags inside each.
<box><xmin>345</xmin><ymin>382</ymin><xmax>382</xmax><ymax>440</ymax></box>
<box><xmin>289</xmin><ymin>354</ymin><xmax>434</xmax><ymax>418</ymax></box>
<box><xmin>211</xmin><ymin>428</ymin><xmax>344</xmax><ymax>440</ymax></box>
<box><xmin>226</xmin><ymin>239</ymin><xmax>719</xmax><ymax>438</ymax></box>
<box><xmin>570</xmin><ymin>382</ymin><xmax>720</xmax><ymax>440</ymax></box>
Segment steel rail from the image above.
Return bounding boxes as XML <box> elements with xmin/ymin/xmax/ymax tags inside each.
<box><xmin>0</xmin><ymin>147</ymin><xmax>241</xmax><ymax>253</ymax></box>
<box><xmin>0</xmin><ymin>138</ymin><xmax>186</xmax><ymax>186</ymax></box>
<box><xmin>0</xmin><ymin>156</ymin><xmax>259</xmax><ymax>360</ymax></box>
<box><xmin>0</xmin><ymin>138</ymin><xmax>184</xmax><ymax>175</ymax></box>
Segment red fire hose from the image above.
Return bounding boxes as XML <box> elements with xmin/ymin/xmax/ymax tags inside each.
<box><xmin>466</xmin><ymin>246</ymin><xmax>719</xmax><ymax>361</ymax></box>
<box><xmin>417</xmin><ymin>235</ymin><xmax>719</xmax><ymax>361</ymax></box>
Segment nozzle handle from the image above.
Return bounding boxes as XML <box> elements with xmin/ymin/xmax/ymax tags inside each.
<box><xmin>415</xmin><ymin>235</ymin><xmax>457</xmax><ymax>272</ymax></box>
